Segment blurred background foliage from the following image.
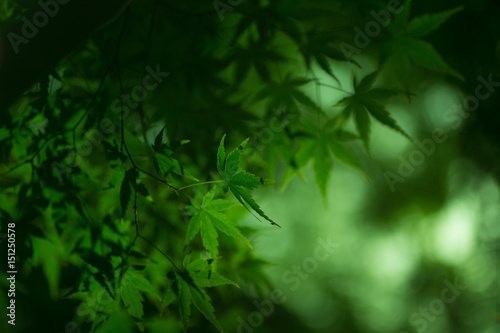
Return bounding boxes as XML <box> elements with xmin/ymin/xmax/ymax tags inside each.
<box><xmin>0</xmin><ymin>0</ymin><xmax>499</xmax><ymax>332</ymax></box>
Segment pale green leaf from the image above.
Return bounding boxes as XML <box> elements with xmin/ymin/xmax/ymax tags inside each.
<box><xmin>231</xmin><ymin>171</ymin><xmax>262</xmax><ymax>190</ymax></box>
<box><xmin>162</xmin><ymin>287</ymin><xmax>176</xmax><ymax>310</ymax></box>
<box><xmin>364</xmin><ymin>101</ymin><xmax>412</xmax><ymax>140</ymax></box>
<box><xmin>126</xmin><ymin>271</ymin><xmax>160</xmax><ymax>301</ymax></box>
<box><xmin>177</xmin><ymin>278</ymin><xmax>192</xmax><ymax>331</ymax></box>
<box><xmin>186</xmin><ymin>213</ymin><xmax>202</xmax><ymax>244</ymax></box>
<box><xmin>189</xmin><ymin>286</ymin><xmax>223</xmax><ymax>332</ymax></box>
<box><xmin>187</xmin><ymin>259</ymin><xmax>238</xmax><ymax>288</ymax></box>
<box><xmin>192</xmin><ymin>271</ymin><xmax>238</xmax><ymax>288</ymax></box>
<box><xmin>121</xmin><ymin>279</ymin><xmax>144</xmax><ymax>319</ymax></box>
<box><xmin>224</xmin><ymin>138</ymin><xmax>249</xmax><ymax>177</ymax></box>
<box><xmin>206</xmin><ymin>199</ymin><xmax>239</xmax><ymax>211</ymax></box>
<box><xmin>205</xmin><ymin>210</ymin><xmax>252</xmax><ymax>249</ymax></box>
<box><xmin>229</xmin><ymin>184</ymin><xmax>281</xmax><ymax>227</ymax></box>
<box><xmin>156</xmin><ymin>153</ymin><xmax>182</xmax><ymax>176</ymax></box>
<box><xmin>200</xmin><ymin>212</ymin><xmax>219</xmax><ymax>258</ymax></box>
<box><xmin>202</xmin><ymin>187</ymin><xmax>216</xmax><ymax>207</ymax></box>
<box><xmin>328</xmin><ymin>141</ymin><xmax>366</xmax><ymax>175</ymax></box>
<box><xmin>217</xmin><ymin>134</ymin><xmax>226</xmax><ymax>174</ymax></box>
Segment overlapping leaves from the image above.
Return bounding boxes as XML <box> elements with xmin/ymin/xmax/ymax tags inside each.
<box><xmin>173</xmin><ymin>255</ymin><xmax>237</xmax><ymax>332</ymax></box>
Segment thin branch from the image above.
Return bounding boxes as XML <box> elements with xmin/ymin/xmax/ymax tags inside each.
<box><xmin>138</xmin><ymin>234</ymin><xmax>181</xmax><ymax>272</ymax></box>
<box><xmin>136</xmin><ymin>167</ymin><xmax>178</xmax><ymax>191</ymax></box>
<box><xmin>178</xmin><ymin>180</ymin><xmax>225</xmax><ymax>191</ymax></box>
<box><xmin>115</xmin><ymin>15</ymin><xmax>180</xmax><ymax>272</ymax></box>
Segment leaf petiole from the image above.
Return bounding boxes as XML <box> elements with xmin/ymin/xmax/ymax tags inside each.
<box><xmin>178</xmin><ymin>180</ymin><xmax>225</xmax><ymax>191</ymax></box>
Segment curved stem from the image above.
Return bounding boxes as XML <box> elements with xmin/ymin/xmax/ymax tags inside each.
<box><xmin>178</xmin><ymin>180</ymin><xmax>225</xmax><ymax>191</ymax></box>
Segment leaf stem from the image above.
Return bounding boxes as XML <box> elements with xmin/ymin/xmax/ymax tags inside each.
<box><xmin>178</xmin><ymin>180</ymin><xmax>225</xmax><ymax>191</ymax></box>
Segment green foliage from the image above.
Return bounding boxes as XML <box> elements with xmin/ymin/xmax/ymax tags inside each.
<box><xmin>121</xmin><ymin>269</ymin><xmax>160</xmax><ymax>322</ymax></box>
<box><xmin>174</xmin><ymin>254</ymin><xmax>236</xmax><ymax>332</ymax></box>
<box><xmin>186</xmin><ymin>187</ymin><xmax>252</xmax><ymax>258</ymax></box>
<box><xmin>254</xmin><ymin>75</ymin><xmax>321</xmax><ymax>114</ymax></box>
<box><xmin>300</xmin><ymin>31</ymin><xmax>356</xmax><ymax>83</ymax></box>
<box><xmin>381</xmin><ymin>2</ymin><xmax>464</xmax><ymax>86</ymax></box>
<box><xmin>337</xmin><ymin>71</ymin><xmax>411</xmax><ymax>150</ymax></box>
<box><xmin>217</xmin><ymin>135</ymin><xmax>280</xmax><ymax>227</ymax></box>
<box><xmin>296</xmin><ymin>119</ymin><xmax>367</xmax><ymax>198</ymax></box>
<box><xmin>0</xmin><ymin>0</ymin><xmax>468</xmax><ymax>332</ymax></box>
<box><xmin>153</xmin><ymin>127</ymin><xmax>198</xmax><ymax>182</ymax></box>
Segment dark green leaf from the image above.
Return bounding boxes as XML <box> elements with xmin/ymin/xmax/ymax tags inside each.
<box><xmin>405</xmin><ymin>6</ymin><xmax>464</xmax><ymax>37</ymax></box>
<box><xmin>229</xmin><ymin>184</ymin><xmax>280</xmax><ymax>228</ymax></box>
<box><xmin>217</xmin><ymin>134</ymin><xmax>226</xmax><ymax>174</ymax></box>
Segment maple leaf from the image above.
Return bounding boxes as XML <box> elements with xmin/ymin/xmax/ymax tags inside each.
<box><xmin>172</xmin><ymin>255</ymin><xmax>237</xmax><ymax>332</ymax></box>
<box><xmin>380</xmin><ymin>2</ymin><xmax>464</xmax><ymax>87</ymax></box>
<box><xmin>254</xmin><ymin>74</ymin><xmax>321</xmax><ymax>114</ymax></box>
<box><xmin>336</xmin><ymin>71</ymin><xmax>411</xmax><ymax>150</ymax></box>
<box><xmin>119</xmin><ymin>268</ymin><xmax>161</xmax><ymax>331</ymax></box>
<box><xmin>217</xmin><ymin>134</ymin><xmax>280</xmax><ymax>227</ymax></box>
<box><xmin>185</xmin><ymin>187</ymin><xmax>252</xmax><ymax>258</ymax></box>
<box><xmin>228</xmin><ymin>37</ymin><xmax>286</xmax><ymax>84</ymax></box>
<box><xmin>185</xmin><ymin>255</ymin><xmax>238</xmax><ymax>288</ymax></box>
<box><xmin>175</xmin><ymin>265</ymin><xmax>224</xmax><ymax>332</ymax></box>
<box><xmin>295</xmin><ymin>119</ymin><xmax>367</xmax><ymax>198</ymax></box>
<box><xmin>300</xmin><ymin>30</ymin><xmax>360</xmax><ymax>83</ymax></box>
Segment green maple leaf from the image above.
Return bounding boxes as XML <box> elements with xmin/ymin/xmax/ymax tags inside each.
<box><xmin>121</xmin><ymin>281</ymin><xmax>144</xmax><ymax>320</ymax></box>
<box><xmin>300</xmin><ymin>31</ymin><xmax>360</xmax><ymax>83</ymax></box>
<box><xmin>175</xmin><ymin>269</ymin><xmax>224</xmax><ymax>332</ymax></box>
<box><xmin>185</xmin><ymin>186</ymin><xmax>252</xmax><ymax>258</ymax></box>
<box><xmin>295</xmin><ymin>119</ymin><xmax>367</xmax><ymax>198</ymax></box>
<box><xmin>229</xmin><ymin>37</ymin><xmax>286</xmax><ymax>83</ymax></box>
<box><xmin>186</xmin><ymin>256</ymin><xmax>238</xmax><ymax>288</ymax></box>
<box><xmin>336</xmin><ymin>71</ymin><xmax>411</xmax><ymax>150</ymax></box>
<box><xmin>217</xmin><ymin>135</ymin><xmax>280</xmax><ymax>227</ymax></box>
<box><xmin>381</xmin><ymin>2</ymin><xmax>464</xmax><ymax>86</ymax></box>
<box><xmin>254</xmin><ymin>74</ymin><xmax>321</xmax><ymax>114</ymax></box>
<box><xmin>120</xmin><ymin>269</ymin><xmax>160</xmax><ymax>323</ymax></box>
<box><xmin>177</xmin><ymin>275</ymin><xmax>192</xmax><ymax>331</ymax></box>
